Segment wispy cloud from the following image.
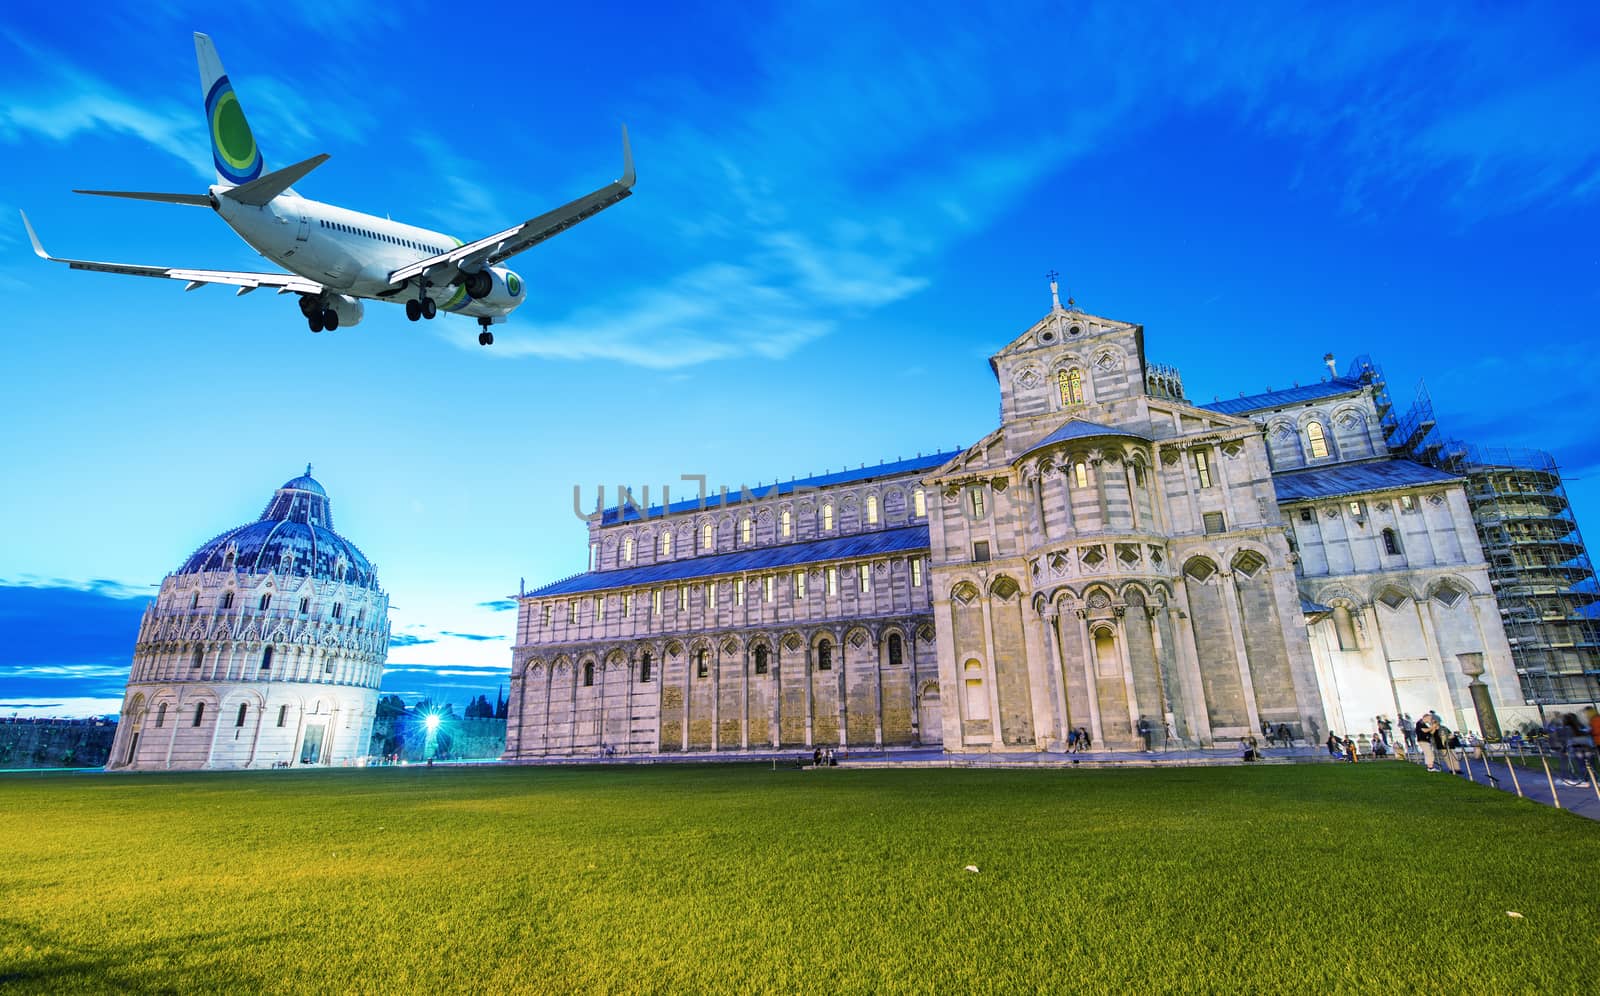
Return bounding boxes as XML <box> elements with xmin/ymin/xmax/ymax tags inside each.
<box><xmin>0</xmin><ymin>33</ymin><xmax>208</xmax><ymax>180</ymax></box>
<box><xmin>439</xmin><ymin>631</ymin><xmax>505</xmax><ymax>643</ymax></box>
<box><xmin>477</xmin><ymin>599</ymin><xmax>517</xmax><ymax>612</ymax></box>
<box><xmin>388</xmin><ymin>633</ymin><xmax>436</xmax><ymax>648</ymax></box>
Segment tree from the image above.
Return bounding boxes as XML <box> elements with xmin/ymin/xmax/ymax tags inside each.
<box><xmin>495</xmin><ymin>687</ymin><xmax>508</xmax><ymax>720</ymax></box>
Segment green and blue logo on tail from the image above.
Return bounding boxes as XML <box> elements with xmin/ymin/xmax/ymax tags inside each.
<box><xmin>205</xmin><ymin>75</ymin><xmax>261</xmax><ymax>185</ymax></box>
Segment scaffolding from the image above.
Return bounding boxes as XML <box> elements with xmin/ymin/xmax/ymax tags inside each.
<box><xmin>1347</xmin><ymin>356</ymin><xmax>1600</xmax><ymax>711</ymax></box>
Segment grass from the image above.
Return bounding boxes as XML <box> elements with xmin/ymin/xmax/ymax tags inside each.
<box><xmin>1</xmin><ymin>763</ymin><xmax>1596</xmax><ymax>993</ymax></box>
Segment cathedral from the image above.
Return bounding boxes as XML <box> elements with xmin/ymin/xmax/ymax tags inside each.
<box><xmin>108</xmin><ymin>471</ymin><xmax>390</xmax><ymax>769</ymax></box>
<box><xmin>504</xmin><ymin>290</ymin><xmax>1539</xmax><ymax>757</ymax></box>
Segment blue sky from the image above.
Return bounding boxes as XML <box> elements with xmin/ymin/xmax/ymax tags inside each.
<box><xmin>2</xmin><ymin>1</ymin><xmax>1597</xmax><ymax>717</ymax></box>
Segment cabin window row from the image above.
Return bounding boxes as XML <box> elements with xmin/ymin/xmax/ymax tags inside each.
<box><xmin>319</xmin><ymin>218</ymin><xmax>444</xmax><ymax>255</ymax></box>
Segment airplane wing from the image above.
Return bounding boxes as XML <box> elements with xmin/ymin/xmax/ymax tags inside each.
<box><xmin>387</xmin><ymin>125</ymin><xmax>634</xmax><ymax>289</ymax></box>
<box><xmin>21</xmin><ymin>210</ymin><xmax>323</xmax><ymax>296</ymax></box>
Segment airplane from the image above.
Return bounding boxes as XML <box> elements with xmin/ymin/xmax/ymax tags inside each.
<box><xmin>20</xmin><ymin>32</ymin><xmax>634</xmax><ymax>346</ymax></box>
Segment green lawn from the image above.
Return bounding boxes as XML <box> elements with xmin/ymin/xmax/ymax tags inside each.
<box><xmin>1</xmin><ymin>763</ymin><xmax>1595</xmax><ymax>993</ymax></box>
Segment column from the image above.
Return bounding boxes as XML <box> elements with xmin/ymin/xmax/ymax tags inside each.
<box><xmin>804</xmin><ymin>641</ymin><xmax>815</xmax><ymax>748</ymax></box>
<box><xmin>1220</xmin><ymin>573</ymin><xmax>1263</xmax><ymax>735</ymax></box>
<box><xmin>1042</xmin><ymin>607</ymin><xmax>1071</xmax><ymax>743</ymax></box>
<box><xmin>1076</xmin><ymin>611</ymin><xmax>1104</xmax><ymax>745</ymax></box>
<box><xmin>978</xmin><ymin>593</ymin><xmax>1003</xmax><ymax>745</ymax></box>
<box><xmin>1113</xmin><ymin>611</ymin><xmax>1142</xmax><ymax>740</ymax></box>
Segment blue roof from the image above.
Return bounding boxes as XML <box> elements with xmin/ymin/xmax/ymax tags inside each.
<box><xmin>1273</xmin><ymin>460</ymin><xmax>1459</xmax><ymax>502</ymax></box>
<box><xmin>529</xmin><ymin>525</ymin><xmax>930</xmax><ymax>596</ymax></box>
<box><xmin>1200</xmin><ymin>377</ymin><xmax>1366</xmax><ymax>415</ymax></box>
<box><xmin>177</xmin><ymin>472</ymin><xmax>377</xmax><ymax>587</ymax></box>
<box><xmin>1023</xmin><ymin>419</ymin><xmax>1148</xmax><ymax>457</ymax></box>
<box><xmin>600</xmin><ymin>451</ymin><xmax>963</xmax><ymax>525</ymax></box>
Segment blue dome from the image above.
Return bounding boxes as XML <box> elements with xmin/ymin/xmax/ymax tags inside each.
<box><xmin>176</xmin><ymin>471</ymin><xmax>378</xmax><ymax>588</ymax></box>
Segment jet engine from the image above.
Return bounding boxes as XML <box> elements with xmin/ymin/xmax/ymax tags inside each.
<box><xmin>297</xmin><ymin>292</ymin><xmax>364</xmax><ymax>331</ymax></box>
<box><xmin>327</xmin><ymin>293</ymin><xmax>365</xmax><ymax>328</ymax></box>
<box><xmin>459</xmin><ymin>266</ymin><xmax>525</xmax><ymax>309</ymax></box>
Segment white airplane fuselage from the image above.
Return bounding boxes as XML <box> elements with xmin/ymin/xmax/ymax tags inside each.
<box><xmin>215</xmin><ymin>190</ymin><xmax>523</xmax><ymax>319</ymax></box>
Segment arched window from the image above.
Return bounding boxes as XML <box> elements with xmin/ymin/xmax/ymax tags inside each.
<box><xmin>913</xmin><ymin>489</ymin><xmax>926</xmax><ymax>517</ymax></box>
<box><xmin>221</xmin><ymin>591</ymin><xmax>234</xmax><ymax>610</ymax></box>
<box><xmin>639</xmin><ymin>652</ymin><xmax>653</xmax><ymax>683</ymax></box>
<box><xmin>754</xmin><ymin>645</ymin><xmax>769</xmax><ymax>675</ymax></box>
<box><xmin>277</xmin><ymin>705</ymin><xmax>288</xmax><ymax>727</ymax></box>
<box><xmin>192</xmin><ymin>702</ymin><xmax>206</xmax><ymax>726</ymax></box>
<box><xmin>818</xmin><ymin>640</ymin><xmax>833</xmax><ymax>671</ymax></box>
<box><xmin>260</xmin><ymin>647</ymin><xmax>273</xmax><ymax>670</ymax></box>
<box><xmin>583</xmin><ymin>661</ymin><xmax>595</xmax><ymax>686</ymax></box>
<box><xmin>1074</xmin><ymin>462</ymin><xmax>1088</xmax><ymax>489</ymax></box>
<box><xmin>740</xmin><ymin>517</ymin><xmax>753</xmax><ymax>544</ymax></box>
<box><xmin>702</xmin><ymin>523</ymin><xmax>714</xmax><ymax>549</ymax></box>
<box><xmin>866</xmin><ymin>495</ymin><xmax>879</xmax><ymax>525</ymax></box>
<box><xmin>235</xmin><ymin>703</ymin><xmax>248</xmax><ymax>727</ymax></box>
<box><xmin>1306</xmin><ymin>422</ymin><xmax>1329</xmax><ymax>459</ymax></box>
<box><xmin>781</xmin><ymin>509</ymin><xmax>792</xmax><ymax>537</ymax></box>
<box><xmin>623</xmin><ymin>536</ymin><xmax>635</xmax><ymax>562</ymax></box>
<box><xmin>823</xmin><ymin>502</ymin><xmax>835</xmax><ymax>531</ymax></box>
<box><xmin>191</xmin><ymin>649</ymin><xmax>204</xmax><ymax>670</ymax></box>
<box><xmin>155</xmin><ymin>703</ymin><xmax>167</xmax><ymax>728</ymax></box>
<box><xmin>695</xmin><ymin>649</ymin><xmax>709</xmax><ymax>678</ymax></box>
<box><xmin>888</xmin><ymin>633</ymin><xmax>903</xmax><ymax>667</ymax></box>
<box><xmin>1382</xmin><ymin>528</ymin><xmax>1402</xmax><ymax>556</ymax></box>
<box><xmin>964</xmin><ymin>659</ymin><xmax>989</xmax><ymax>721</ymax></box>
<box><xmin>258</xmin><ymin>593</ymin><xmax>272</xmax><ymax>611</ymax></box>
<box><xmin>190</xmin><ymin>591</ymin><xmax>200</xmax><ymax>610</ymax></box>
<box><xmin>660</xmin><ymin>531</ymin><xmax>672</xmax><ymax>557</ymax></box>
<box><xmin>1333</xmin><ymin>606</ymin><xmax>1360</xmax><ymax>650</ymax></box>
<box><xmin>1059</xmin><ymin>369</ymin><xmax>1084</xmax><ymax>406</ymax></box>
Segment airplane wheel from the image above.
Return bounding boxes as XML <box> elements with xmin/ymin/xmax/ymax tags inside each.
<box><xmin>421</xmin><ymin>298</ymin><xmax>437</xmax><ymax>320</ymax></box>
<box><xmin>323</xmin><ymin>309</ymin><xmax>339</xmax><ymax>331</ymax></box>
<box><xmin>309</xmin><ymin>314</ymin><xmax>324</xmax><ymax>333</ymax></box>
<box><xmin>405</xmin><ymin>299</ymin><xmax>421</xmax><ymax>322</ymax></box>
<box><xmin>476</xmin><ymin>331</ymin><xmax>490</xmax><ymax>346</ymax></box>
<box><xmin>484</xmin><ymin>331</ymin><xmax>494</xmax><ymax>345</ymax></box>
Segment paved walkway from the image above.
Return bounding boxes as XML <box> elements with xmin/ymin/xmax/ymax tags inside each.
<box><xmin>1417</xmin><ymin>748</ymin><xmax>1600</xmax><ymax>822</ymax></box>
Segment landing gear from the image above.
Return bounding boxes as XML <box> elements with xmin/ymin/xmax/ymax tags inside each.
<box><xmin>405</xmin><ymin>299</ymin><xmax>421</xmax><ymax>322</ymax></box>
<box><xmin>421</xmin><ymin>297</ymin><xmax>437</xmax><ymax>320</ymax></box>
<box><xmin>322</xmin><ymin>309</ymin><xmax>339</xmax><ymax>331</ymax></box>
<box><xmin>477</xmin><ymin>317</ymin><xmax>494</xmax><ymax>346</ymax></box>
<box><xmin>309</xmin><ymin>313</ymin><xmax>324</xmax><ymax>333</ymax></box>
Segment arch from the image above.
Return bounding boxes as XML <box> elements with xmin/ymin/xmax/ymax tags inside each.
<box><xmin>950</xmin><ymin>580</ymin><xmax>981</xmax><ymax>605</ymax></box>
<box><xmin>583</xmin><ymin>661</ymin><xmax>595</xmax><ymax>686</ymax></box>
<box><xmin>1381</xmin><ymin>527</ymin><xmax>1402</xmax><ymax>556</ymax></box>
<box><xmin>1374</xmin><ymin>584</ymin><xmax>1412</xmax><ymax>611</ymax></box>
<box><xmin>523</xmin><ymin>657</ymin><xmax>545</xmax><ymax>677</ymax></box>
<box><xmin>1425</xmin><ymin>575</ymin><xmax>1478</xmax><ymax>606</ymax></box>
<box><xmin>1230</xmin><ymin>549</ymin><xmax>1268</xmax><ymax>578</ymax></box>
<box><xmin>886</xmin><ymin>631</ymin><xmax>904</xmax><ymax>667</ymax></box>
<box><xmin>693</xmin><ymin>646</ymin><xmax>710</xmax><ymax>679</ymax></box>
<box><xmin>753</xmin><ymin>643</ymin><xmax>771</xmax><ymax>675</ymax></box>
<box><xmin>1182</xmin><ymin>555</ymin><xmax>1218</xmax><ymax>584</ymax></box>
<box><xmin>989</xmin><ymin>575</ymin><xmax>1021</xmax><ymax>600</ymax></box>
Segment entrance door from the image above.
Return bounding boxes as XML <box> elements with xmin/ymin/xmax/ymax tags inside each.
<box><xmin>919</xmin><ymin>687</ymin><xmax>943</xmax><ymax>747</ymax></box>
<box><xmin>296</xmin><ymin>215</ymin><xmax>310</xmax><ymax>241</ymax></box>
<box><xmin>125</xmin><ymin>732</ymin><xmax>140</xmax><ymax>765</ymax></box>
<box><xmin>299</xmin><ymin>723</ymin><xmax>325</xmax><ymax>765</ymax></box>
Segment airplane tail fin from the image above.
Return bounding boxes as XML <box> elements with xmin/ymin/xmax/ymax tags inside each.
<box><xmin>195</xmin><ymin>32</ymin><xmax>264</xmax><ymax>187</ymax></box>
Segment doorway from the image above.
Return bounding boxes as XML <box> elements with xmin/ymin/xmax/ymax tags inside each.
<box><xmin>299</xmin><ymin>723</ymin><xmax>325</xmax><ymax>765</ymax></box>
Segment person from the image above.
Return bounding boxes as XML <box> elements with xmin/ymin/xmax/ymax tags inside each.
<box><xmin>1416</xmin><ymin>713</ymin><xmax>1437</xmax><ymax>770</ymax></box>
<box><xmin>1400</xmin><ymin>713</ymin><xmax>1417</xmax><ymax>752</ymax></box>
<box><xmin>826</xmin><ymin>748</ymin><xmax>837</xmax><ymax>767</ymax></box>
<box><xmin>1066</xmin><ymin>728</ymin><xmax>1079</xmax><ymax>752</ymax></box>
<box><xmin>1138</xmin><ymin>716</ymin><xmax>1153</xmax><ymax>751</ymax></box>
<box><xmin>1240</xmin><ymin>736</ymin><xmax>1260</xmax><ymax>762</ymax></box>
<box><xmin>1276</xmin><ymin>723</ymin><xmax>1292</xmax><ymax>749</ymax></box>
<box><xmin>813</xmin><ymin>747</ymin><xmax>823</xmax><ymax>768</ymax></box>
<box><xmin>1079</xmin><ymin>727</ymin><xmax>1092</xmax><ymax>752</ymax></box>
<box><xmin>1342</xmin><ymin>736</ymin><xmax>1357</xmax><ymax>763</ymax></box>
<box><xmin>1587</xmin><ymin>706</ymin><xmax>1600</xmax><ymax>746</ymax></box>
<box><xmin>1326</xmin><ymin>732</ymin><xmax>1342</xmax><ymax>758</ymax></box>
<box><xmin>1432</xmin><ymin>713</ymin><xmax>1460</xmax><ymax>774</ymax></box>
<box><xmin>1371</xmin><ymin>735</ymin><xmax>1389</xmax><ymax>758</ymax></box>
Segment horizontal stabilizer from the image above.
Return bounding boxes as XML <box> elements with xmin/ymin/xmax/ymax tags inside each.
<box><xmin>72</xmin><ymin>189</ymin><xmax>212</xmax><ymax>206</ymax></box>
<box><xmin>220</xmin><ymin>153</ymin><xmax>329</xmax><ymax>206</ymax></box>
